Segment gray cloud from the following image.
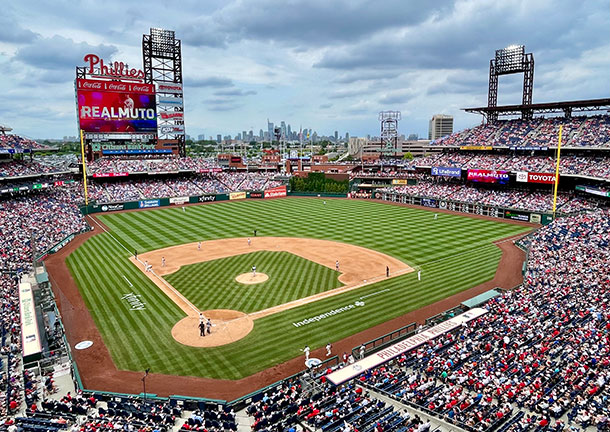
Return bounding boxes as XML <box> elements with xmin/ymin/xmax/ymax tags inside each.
<box><xmin>14</xmin><ymin>35</ymin><xmax>117</xmax><ymax>72</ymax></box>
<box><xmin>180</xmin><ymin>0</ymin><xmax>454</xmax><ymax>49</ymax></box>
<box><xmin>0</xmin><ymin>12</ymin><xmax>38</xmax><ymax>43</ymax></box>
<box><xmin>319</xmin><ymin>103</ymin><xmax>333</xmax><ymax>109</ymax></box>
<box><xmin>213</xmin><ymin>88</ymin><xmax>257</xmax><ymax>97</ymax></box>
<box><xmin>186</xmin><ymin>76</ymin><xmax>234</xmax><ymax>88</ymax></box>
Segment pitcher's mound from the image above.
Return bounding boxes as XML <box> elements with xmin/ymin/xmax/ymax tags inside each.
<box><xmin>171</xmin><ymin>309</ymin><xmax>254</xmax><ymax>347</ymax></box>
<box><xmin>235</xmin><ymin>272</ymin><xmax>269</xmax><ymax>284</ymax></box>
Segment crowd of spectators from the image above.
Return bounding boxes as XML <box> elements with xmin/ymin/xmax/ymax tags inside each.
<box><xmin>243</xmin><ymin>378</ymin><xmax>427</xmax><ymax>432</ymax></box>
<box><xmin>0</xmin><ymin>185</ymin><xmax>88</xmax><ymax>273</ymax></box>
<box><xmin>0</xmin><ymin>155</ymin><xmax>76</xmax><ymax>178</ymax></box>
<box><xmin>430</xmin><ymin>115</ymin><xmax>610</xmax><ymax>148</ymax></box>
<box><xmin>379</xmin><ymin>180</ymin><xmax>604</xmax><ymax>214</ymax></box>
<box><xmin>407</xmin><ymin>153</ymin><xmax>610</xmax><ymax>181</ymax></box>
<box><xmin>87</xmin><ymin>157</ymin><xmax>221</xmax><ymax>174</ymax></box>
<box><xmin>87</xmin><ymin>172</ymin><xmax>284</xmax><ymax>203</ymax></box>
<box><xmin>0</xmin><ymin>135</ymin><xmax>49</xmax><ymax>151</ymax></box>
<box><xmin>356</xmin><ymin>207</ymin><xmax>610</xmax><ymax>431</ymax></box>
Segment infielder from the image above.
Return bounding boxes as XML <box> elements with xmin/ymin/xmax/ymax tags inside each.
<box><xmin>198</xmin><ymin>241</ymin><xmax>202</xmax><ymax>250</ymax></box>
<box><xmin>247</xmin><ymin>237</ymin><xmax>251</xmax><ymax>246</ymax></box>
<box><xmin>335</xmin><ymin>260</ymin><xmax>340</xmax><ymax>271</ymax></box>
<box><xmin>303</xmin><ymin>345</ymin><xmax>310</xmax><ymax>361</ymax></box>
<box><xmin>162</xmin><ymin>256</ymin><xmax>166</xmax><ymax>267</ymax></box>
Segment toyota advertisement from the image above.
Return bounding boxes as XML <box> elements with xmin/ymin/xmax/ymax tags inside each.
<box><xmin>467</xmin><ymin>169</ymin><xmax>509</xmax><ymax>184</ymax></box>
<box><xmin>516</xmin><ymin>171</ymin><xmax>557</xmax><ymax>184</ymax></box>
<box><xmin>76</xmin><ymin>78</ymin><xmax>157</xmax><ymax>133</ymax></box>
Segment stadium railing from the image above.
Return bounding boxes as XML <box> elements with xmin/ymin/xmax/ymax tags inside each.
<box><xmin>351</xmin><ymin>322</ymin><xmax>417</xmax><ymax>360</ymax></box>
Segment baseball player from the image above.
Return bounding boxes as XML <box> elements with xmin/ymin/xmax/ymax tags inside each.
<box><xmin>247</xmin><ymin>237</ymin><xmax>251</xmax><ymax>246</ymax></box>
<box><xmin>326</xmin><ymin>343</ymin><xmax>332</xmax><ymax>357</ymax></box>
<box><xmin>162</xmin><ymin>256</ymin><xmax>166</xmax><ymax>267</ymax></box>
<box><xmin>335</xmin><ymin>260</ymin><xmax>340</xmax><ymax>271</ymax></box>
<box><xmin>303</xmin><ymin>345</ymin><xmax>310</xmax><ymax>361</ymax></box>
<box><xmin>434</xmin><ymin>213</ymin><xmax>438</xmax><ymax>220</ymax></box>
<box><xmin>386</xmin><ymin>266</ymin><xmax>389</xmax><ymax>277</ymax></box>
<box><xmin>206</xmin><ymin>318</ymin><xmax>212</xmax><ymax>335</ymax></box>
<box><xmin>252</xmin><ymin>265</ymin><xmax>256</xmax><ymax>277</ymax></box>
<box><xmin>198</xmin><ymin>241</ymin><xmax>202</xmax><ymax>250</ymax></box>
<box><xmin>182</xmin><ymin>206</ymin><xmax>186</xmax><ymax>213</ymax></box>
<box><xmin>418</xmin><ymin>270</ymin><xmax>421</xmax><ymax>281</ymax></box>
<box><xmin>359</xmin><ymin>344</ymin><xmax>365</xmax><ymax>359</ymax></box>
<box><xmin>199</xmin><ymin>312</ymin><xmax>204</xmax><ymax>325</ymax></box>
<box><xmin>199</xmin><ymin>321</ymin><xmax>205</xmax><ymax>337</ymax></box>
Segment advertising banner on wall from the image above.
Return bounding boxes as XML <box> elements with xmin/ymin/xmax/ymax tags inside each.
<box><xmin>467</xmin><ymin>169</ymin><xmax>509</xmax><ymax>184</ymax></box>
<box><xmin>156</xmin><ymin>83</ymin><xmax>183</xmax><ymax>94</ymax></box>
<box><xmin>229</xmin><ymin>191</ymin><xmax>246</xmax><ymax>200</ymax></box>
<box><xmin>431</xmin><ymin>166</ymin><xmax>462</xmax><ymax>177</ymax></box>
<box><xmin>516</xmin><ymin>171</ymin><xmax>556</xmax><ymax>184</ymax></box>
<box><xmin>264</xmin><ymin>185</ymin><xmax>287</xmax><ymax>198</ymax></box>
<box><xmin>169</xmin><ymin>196</ymin><xmax>189</xmax><ymax>205</ymax></box>
<box><xmin>76</xmin><ymin>79</ymin><xmax>157</xmax><ymax>133</ymax></box>
<box><xmin>391</xmin><ymin>179</ymin><xmax>409</xmax><ymax>185</ymax></box>
<box><xmin>139</xmin><ymin>199</ymin><xmax>160</xmax><ymax>208</ymax></box>
<box><xmin>198</xmin><ymin>195</ymin><xmax>217</xmax><ymax>203</ymax></box>
<box><xmin>19</xmin><ymin>283</ymin><xmax>42</xmax><ymax>359</ymax></box>
<box><xmin>159</xmin><ymin>112</ymin><xmax>184</xmax><ymax>120</ymax></box>
<box><xmin>158</xmin><ymin>97</ymin><xmax>183</xmax><ymax>106</ymax></box>
<box><xmin>92</xmin><ymin>172</ymin><xmax>129</xmax><ymax>178</ymax></box>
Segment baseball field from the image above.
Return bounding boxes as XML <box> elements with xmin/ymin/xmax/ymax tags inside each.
<box><xmin>65</xmin><ymin>198</ymin><xmax>530</xmax><ymax>381</ymax></box>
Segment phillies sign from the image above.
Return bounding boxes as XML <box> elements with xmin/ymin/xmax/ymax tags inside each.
<box><xmin>83</xmin><ymin>54</ymin><xmax>145</xmax><ymax>80</ymax></box>
<box><xmin>516</xmin><ymin>171</ymin><xmax>556</xmax><ymax>184</ymax></box>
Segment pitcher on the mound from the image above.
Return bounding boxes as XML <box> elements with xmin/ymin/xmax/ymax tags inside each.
<box><xmin>252</xmin><ymin>265</ymin><xmax>256</xmax><ymax>277</ymax></box>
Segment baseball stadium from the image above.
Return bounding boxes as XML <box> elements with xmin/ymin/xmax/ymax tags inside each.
<box><xmin>2</xmin><ymin>9</ymin><xmax>610</xmax><ymax>432</ymax></box>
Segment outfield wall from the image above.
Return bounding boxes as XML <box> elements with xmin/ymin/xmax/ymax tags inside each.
<box><xmin>78</xmin><ymin>186</ymin><xmax>347</xmax><ymax>215</ymax></box>
<box><xmin>376</xmin><ymin>191</ymin><xmax>554</xmax><ymax>225</ymax></box>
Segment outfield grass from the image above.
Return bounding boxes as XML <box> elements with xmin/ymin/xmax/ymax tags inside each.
<box><xmin>165</xmin><ymin>251</ymin><xmax>342</xmax><ymax>312</ymax></box>
<box><xmin>67</xmin><ymin>198</ymin><xmax>530</xmax><ymax>380</ymax></box>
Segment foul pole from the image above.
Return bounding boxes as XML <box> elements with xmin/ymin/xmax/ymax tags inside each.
<box><xmin>552</xmin><ymin>125</ymin><xmax>563</xmax><ymax>218</ymax></box>
<box><xmin>79</xmin><ymin>129</ymin><xmax>89</xmax><ymax>206</ymax></box>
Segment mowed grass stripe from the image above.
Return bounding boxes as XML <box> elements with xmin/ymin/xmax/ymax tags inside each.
<box><xmin>67</xmin><ymin>198</ymin><xmax>530</xmax><ymax>379</ymax></box>
<box><xmin>165</xmin><ymin>251</ymin><xmax>342</xmax><ymax>313</ymax></box>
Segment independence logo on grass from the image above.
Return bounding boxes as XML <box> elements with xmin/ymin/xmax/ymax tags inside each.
<box><xmin>292</xmin><ymin>301</ymin><xmax>365</xmax><ymax>328</ymax></box>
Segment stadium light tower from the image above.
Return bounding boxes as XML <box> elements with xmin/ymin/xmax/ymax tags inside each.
<box><xmin>488</xmin><ymin>44</ymin><xmax>534</xmax><ymax>122</ymax></box>
<box><xmin>379</xmin><ymin>111</ymin><xmax>401</xmax><ymax>157</ymax></box>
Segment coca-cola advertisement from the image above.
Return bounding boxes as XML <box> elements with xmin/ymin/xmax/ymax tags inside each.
<box><xmin>76</xmin><ymin>79</ymin><xmax>157</xmax><ymax>133</ymax></box>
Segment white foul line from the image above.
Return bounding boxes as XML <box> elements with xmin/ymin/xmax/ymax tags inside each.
<box><xmin>122</xmin><ymin>275</ymin><xmax>133</xmax><ymax>288</ymax></box>
<box><xmin>359</xmin><ymin>288</ymin><xmax>390</xmax><ymax>300</ymax></box>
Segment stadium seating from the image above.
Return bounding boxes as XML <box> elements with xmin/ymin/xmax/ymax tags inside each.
<box><xmin>430</xmin><ymin>116</ymin><xmax>610</xmax><ymax>148</ymax></box>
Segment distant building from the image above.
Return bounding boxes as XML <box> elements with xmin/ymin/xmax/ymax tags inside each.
<box><xmin>348</xmin><ymin>137</ymin><xmax>368</xmax><ymax>156</ymax></box>
<box><xmin>428</xmin><ymin>114</ymin><xmax>453</xmax><ymax>140</ymax></box>
<box><xmin>216</xmin><ymin>134</ymin><xmax>222</xmax><ymax>143</ymax></box>
<box><xmin>198</xmin><ymin>134</ymin><xmax>205</xmax><ymax>141</ymax></box>
<box><xmin>408</xmin><ymin>133</ymin><xmax>419</xmax><ymax>140</ymax></box>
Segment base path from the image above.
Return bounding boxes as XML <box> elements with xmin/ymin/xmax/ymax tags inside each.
<box><xmin>132</xmin><ymin>237</ymin><xmax>412</xmax><ymax>347</ymax></box>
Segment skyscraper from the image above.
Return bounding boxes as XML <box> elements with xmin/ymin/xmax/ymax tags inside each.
<box><xmin>267</xmin><ymin>119</ymin><xmax>274</xmax><ymax>143</ymax></box>
<box><xmin>216</xmin><ymin>134</ymin><xmax>222</xmax><ymax>143</ymax></box>
<box><xmin>428</xmin><ymin>114</ymin><xmax>454</xmax><ymax>140</ymax></box>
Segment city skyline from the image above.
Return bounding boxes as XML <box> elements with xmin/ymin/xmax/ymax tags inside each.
<box><xmin>1</xmin><ymin>1</ymin><xmax>609</xmax><ymax>140</ymax></box>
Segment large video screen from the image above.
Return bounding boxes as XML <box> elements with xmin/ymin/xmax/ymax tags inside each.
<box><xmin>76</xmin><ymin>79</ymin><xmax>157</xmax><ymax>133</ymax></box>
<box><xmin>467</xmin><ymin>169</ymin><xmax>509</xmax><ymax>184</ymax></box>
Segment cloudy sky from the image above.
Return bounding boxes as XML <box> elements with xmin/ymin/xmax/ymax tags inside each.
<box><xmin>1</xmin><ymin>0</ymin><xmax>609</xmax><ymax>140</ymax></box>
